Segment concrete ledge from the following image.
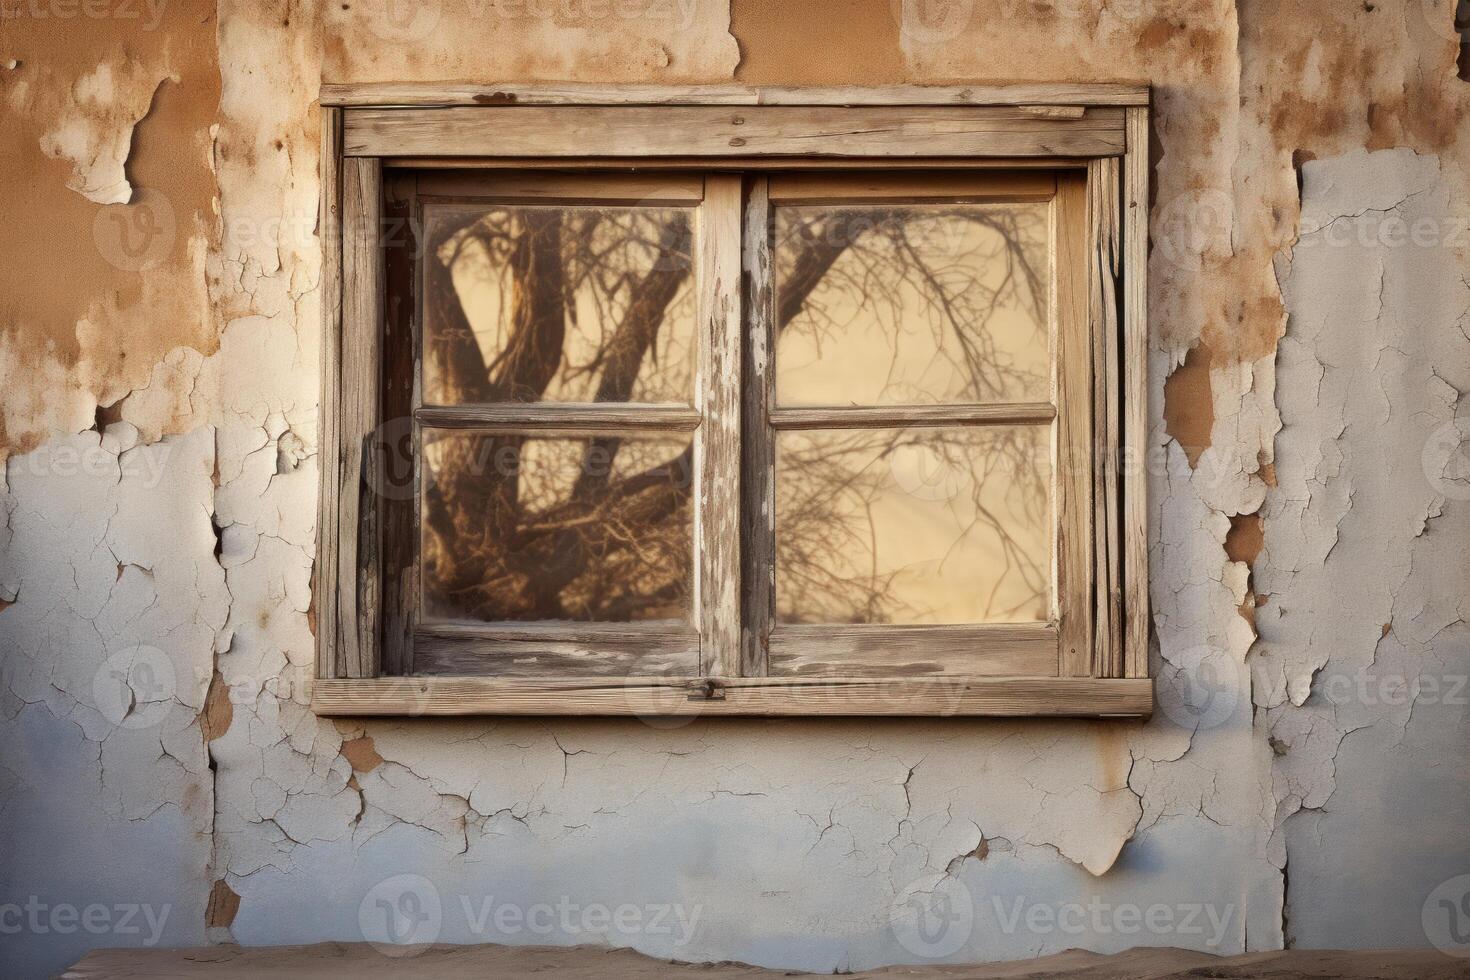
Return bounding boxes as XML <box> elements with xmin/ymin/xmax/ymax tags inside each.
<box><xmin>62</xmin><ymin>943</ymin><xmax>1470</xmax><ymax>979</ymax></box>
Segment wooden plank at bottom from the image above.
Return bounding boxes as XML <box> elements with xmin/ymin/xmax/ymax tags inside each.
<box><xmin>413</xmin><ymin>623</ymin><xmax>700</xmax><ymax>678</ymax></box>
<box><xmin>311</xmin><ymin>677</ymin><xmax>1153</xmax><ymax>718</ymax></box>
<box><xmin>770</xmin><ymin>623</ymin><xmax>1058</xmax><ymax>678</ymax></box>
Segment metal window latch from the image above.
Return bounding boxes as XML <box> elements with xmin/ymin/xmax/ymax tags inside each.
<box><xmin>689</xmin><ymin>679</ymin><xmax>726</xmax><ymax>702</ymax></box>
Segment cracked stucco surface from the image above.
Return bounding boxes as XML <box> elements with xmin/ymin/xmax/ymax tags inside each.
<box><xmin>2</xmin><ymin>1</ymin><xmax>1468</xmax><ymax>977</ymax></box>
<box><xmin>1259</xmin><ymin>147</ymin><xmax>1470</xmax><ymax>945</ymax></box>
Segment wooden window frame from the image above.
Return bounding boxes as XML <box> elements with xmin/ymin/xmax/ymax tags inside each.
<box><xmin>313</xmin><ymin>83</ymin><xmax>1152</xmax><ymax>718</ymax></box>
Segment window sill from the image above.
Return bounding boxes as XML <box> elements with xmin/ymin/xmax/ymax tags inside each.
<box><xmin>311</xmin><ymin>676</ymin><xmax>1153</xmax><ymax>719</ymax></box>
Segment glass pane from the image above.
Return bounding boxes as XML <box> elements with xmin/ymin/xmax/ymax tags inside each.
<box><xmin>420</xmin><ymin>430</ymin><xmax>694</xmax><ymax>623</ymax></box>
<box><xmin>422</xmin><ymin>203</ymin><xmax>696</xmax><ymax>405</ymax></box>
<box><xmin>774</xmin><ymin>202</ymin><xmax>1051</xmax><ymax>406</ymax></box>
<box><xmin>775</xmin><ymin>426</ymin><xmax>1051</xmax><ymax>625</ymax></box>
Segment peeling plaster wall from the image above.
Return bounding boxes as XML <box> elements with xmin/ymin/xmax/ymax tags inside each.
<box><xmin>1</xmin><ymin>2</ymin><xmax>1468</xmax><ymax>978</ymax></box>
<box><xmin>1260</xmin><ymin>147</ymin><xmax>1470</xmax><ymax>946</ymax></box>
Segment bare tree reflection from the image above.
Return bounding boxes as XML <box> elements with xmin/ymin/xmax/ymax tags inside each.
<box><xmin>419</xmin><ymin>196</ymin><xmax>1050</xmax><ymax>625</ymax></box>
<box><xmin>774</xmin><ymin>204</ymin><xmax>1052</xmax><ymax>624</ymax></box>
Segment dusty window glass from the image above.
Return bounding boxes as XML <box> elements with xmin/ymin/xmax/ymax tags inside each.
<box><xmin>775</xmin><ymin>425</ymin><xmax>1051</xmax><ymax>625</ymax></box>
<box><xmin>774</xmin><ymin>202</ymin><xmax>1051</xmax><ymax>407</ymax></box>
<box><xmin>415</xmin><ymin>198</ymin><xmax>700</xmax><ymax>628</ymax></box>
<box><xmin>420</xmin><ymin>430</ymin><xmax>694</xmax><ymax>624</ymax></box>
<box><xmin>422</xmin><ymin>203</ymin><xmax>697</xmax><ymax>405</ymax></box>
<box><xmin>770</xmin><ymin>197</ymin><xmax>1055</xmax><ymax>628</ymax></box>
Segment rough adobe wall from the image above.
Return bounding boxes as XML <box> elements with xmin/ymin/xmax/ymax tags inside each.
<box><xmin>0</xmin><ymin>1</ymin><xmax>1467</xmax><ymax>977</ymax></box>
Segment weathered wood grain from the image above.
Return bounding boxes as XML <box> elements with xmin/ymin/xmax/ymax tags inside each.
<box><xmin>413</xmin><ymin>170</ymin><xmax>704</xmax><ymax>204</ymax></box>
<box><xmin>414</xmin><ymin>404</ymin><xmax>701</xmax><ymax>432</ymax></box>
<box><xmin>698</xmin><ymin>176</ymin><xmax>744</xmax><ymax>677</ymax></box>
<box><xmin>386</xmin><ymin>155</ymin><xmax>1096</xmax><ymax>172</ymax></box>
<box><xmin>740</xmin><ymin>177</ymin><xmax>775</xmax><ymax>678</ymax></box>
<box><xmin>344</xmin><ymin>106</ymin><xmax>1128</xmax><ymax>159</ymax></box>
<box><xmin>768</xmin><ymin>170</ymin><xmax>1056</xmax><ymax>202</ymax></box>
<box><xmin>1089</xmin><ymin>157</ymin><xmax>1124</xmax><ymax>678</ymax></box>
<box><xmin>413</xmin><ymin>622</ymin><xmax>699</xmax><ymax>678</ymax></box>
<box><xmin>770</xmin><ymin>404</ymin><xmax>1056</xmax><ymax>430</ymax></box>
<box><xmin>315</xmin><ymin>106</ymin><xmax>344</xmax><ymax>680</ymax></box>
<box><xmin>321</xmin><ymin>81</ymin><xmax>1151</xmax><ymax>108</ymax></box>
<box><xmin>311</xmin><ymin>676</ymin><xmax>1154</xmax><ymax>718</ymax></box>
<box><xmin>1055</xmin><ymin>173</ymin><xmax>1095</xmax><ymax>677</ymax></box>
<box><xmin>335</xmin><ymin>157</ymin><xmax>384</xmax><ymax>679</ymax></box>
<box><xmin>769</xmin><ymin>623</ymin><xmax>1059</xmax><ymax>678</ymax></box>
<box><xmin>380</xmin><ymin>170</ymin><xmax>418</xmax><ymax>677</ymax></box>
<box><xmin>1123</xmin><ymin>106</ymin><xmax>1151</xmax><ymax>679</ymax></box>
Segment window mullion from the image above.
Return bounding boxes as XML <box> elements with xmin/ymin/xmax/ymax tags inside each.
<box><xmin>696</xmin><ymin>175</ymin><xmax>746</xmax><ymax>677</ymax></box>
<box><xmin>741</xmin><ymin>176</ymin><xmax>775</xmax><ymax>679</ymax></box>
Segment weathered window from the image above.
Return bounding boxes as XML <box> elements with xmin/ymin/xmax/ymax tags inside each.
<box><xmin>315</xmin><ymin>85</ymin><xmax>1152</xmax><ymax>717</ymax></box>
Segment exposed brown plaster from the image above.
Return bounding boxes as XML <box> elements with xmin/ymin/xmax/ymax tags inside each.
<box><xmin>0</xmin><ymin>3</ymin><xmax>221</xmax><ymax>456</ymax></box>
<box><xmin>205</xmin><ymin>879</ymin><xmax>241</xmax><ymax>929</ymax></box>
<box><xmin>94</xmin><ymin>398</ymin><xmax>125</xmax><ymax>432</ymax></box>
<box><xmin>730</xmin><ymin>0</ymin><xmax>905</xmax><ymax>85</ymax></box>
<box><xmin>1228</xmin><ymin>510</ymin><xmax>1265</xmax><ymax>627</ymax></box>
<box><xmin>341</xmin><ymin>735</ymin><xmax>385</xmax><ymax>774</ymax></box>
<box><xmin>305</xmin><ymin>589</ymin><xmax>318</xmax><ymax>639</ymax></box>
<box><xmin>1238</xmin><ymin>0</ymin><xmax>1470</xmax><ymax>236</ymax></box>
<box><xmin>1163</xmin><ymin>341</ymin><xmax>1214</xmax><ymax>468</ymax></box>
<box><xmin>322</xmin><ymin>0</ymin><xmax>738</xmax><ymax>84</ymax></box>
<box><xmin>1225</xmin><ymin>514</ymin><xmax>1264</xmax><ymax>567</ymax></box>
<box><xmin>202</xmin><ymin>671</ymin><xmax>233</xmax><ymax>743</ymax></box>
